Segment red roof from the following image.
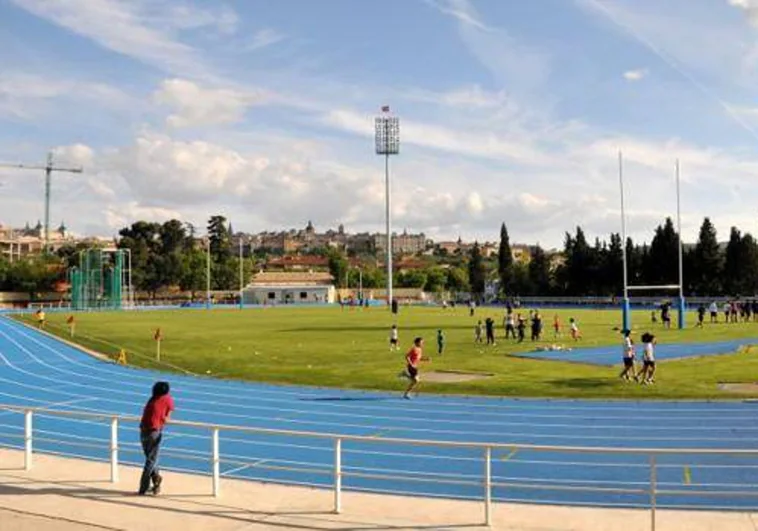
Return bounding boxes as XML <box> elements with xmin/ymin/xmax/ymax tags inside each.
<box><xmin>266</xmin><ymin>255</ymin><xmax>328</xmax><ymax>267</ymax></box>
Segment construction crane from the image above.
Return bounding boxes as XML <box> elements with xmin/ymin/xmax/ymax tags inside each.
<box><xmin>0</xmin><ymin>152</ymin><xmax>83</xmax><ymax>253</ymax></box>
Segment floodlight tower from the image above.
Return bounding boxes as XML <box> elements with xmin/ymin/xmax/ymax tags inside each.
<box><xmin>375</xmin><ymin>106</ymin><xmax>399</xmax><ymax>308</ymax></box>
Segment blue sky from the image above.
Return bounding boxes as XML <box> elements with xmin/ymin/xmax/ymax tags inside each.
<box><xmin>3</xmin><ymin>0</ymin><xmax>758</xmax><ymax>247</ymax></box>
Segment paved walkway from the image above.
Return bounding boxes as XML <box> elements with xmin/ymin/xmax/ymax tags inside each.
<box><xmin>0</xmin><ymin>449</ymin><xmax>757</xmax><ymax>531</ymax></box>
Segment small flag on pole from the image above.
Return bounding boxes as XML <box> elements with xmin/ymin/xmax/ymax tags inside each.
<box><xmin>381</xmin><ymin>105</ymin><xmax>390</xmax><ymax>112</ymax></box>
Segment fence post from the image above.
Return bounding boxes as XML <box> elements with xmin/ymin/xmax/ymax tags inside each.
<box><xmin>484</xmin><ymin>446</ymin><xmax>492</xmax><ymax>526</ymax></box>
<box><xmin>24</xmin><ymin>410</ymin><xmax>32</xmax><ymax>471</ymax></box>
<box><xmin>334</xmin><ymin>438</ymin><xmax>342</xmax><ymax>514</ymax></box>
<box><xmin>110</xmin><ymin>417</ymin><xmax>119</xmax><ymax>483</ymax></box>
<box><xmin>212</xmin><ymin>428</ymin><xmax>220</xmax><ymax>497</ymax></box>
<box><xmin>649</xmin><ymin>454</ymin><xmax>657</xmax><ymax>531</ymax></box>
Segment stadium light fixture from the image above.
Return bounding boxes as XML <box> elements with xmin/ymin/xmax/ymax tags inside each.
<box><xmin>375</xmin><ymin>106</ymin><xmax>399</xmax><ymax>309</ymax></box>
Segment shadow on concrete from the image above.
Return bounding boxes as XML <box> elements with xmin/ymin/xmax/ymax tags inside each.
<box><xmin>0</xmin><ymin>475</ymin><xmax>481</xmax><ymax>531</ymax></box>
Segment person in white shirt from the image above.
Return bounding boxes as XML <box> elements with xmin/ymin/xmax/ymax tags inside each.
<box><xmin>389</xmin><ymin>324</ymin><xmax>399</xmax><ymax>351</ymax></box>
<box><xmin>709</xmin><ymin>301</ymin><xmax>718</xmax><ymax>323</ymax></box>
<box><xmin>569</xmin><ymin>318</ymin><xmax>581</xmax><ymax>341</ymax></box>
<box><xmin>636</xmin><ymin>332</ymin><xmax>656</xmax><ymax>384</ymax></box>
<box><xmin>619</xmin><ymin>329</ymin><xmax>636</xmax><ymax>381</ymax></box>
<box><xmin>504</xmin><ymin>312</ymin><xmax>516</xmax><ymax>340</ymax></box>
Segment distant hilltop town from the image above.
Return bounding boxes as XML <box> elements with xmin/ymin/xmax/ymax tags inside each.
<box><xmin>235</xmin><ymin>221</ymin><xmax>537</xmax><ymax>263</ymax></box>
<box><xmin>0</xmin><ymin>221</ymin><xmax>111</xmax><ymax>261</ymax></box>
<box><xmin>1</xmin><ymin>219</ymin><xmax>540</xmax><ymax>265</ymax></box>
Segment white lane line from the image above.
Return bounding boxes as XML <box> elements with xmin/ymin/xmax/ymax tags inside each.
<box><xmin>6</xmin><ymin>317</ymin><xmax>758</xmax><ymax>417</ymax></box>
<box><xmin>4</xmin><ymin>318</ymin><xmax>758</xmax><ymax>447</ymax></box>
<box><xmin>0</xmin><ymin>341</ymin><xmax>757</xmax><ymax>443</ymax></box>
<box><xmin>4</xmin><ymin>324</ymin><xmax>758</xmax><ymax>433</ymax></box>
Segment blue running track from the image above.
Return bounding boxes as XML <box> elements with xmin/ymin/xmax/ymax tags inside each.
<box><xmin>1</xmin><ymin>315</ymin><xmax>758</xmax><ymax>511</ymax></box>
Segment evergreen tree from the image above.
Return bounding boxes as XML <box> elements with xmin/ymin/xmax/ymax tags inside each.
<box><xmin>647</xmin><ymin>218</ymin><xmax>679</xmax><ymax>285</ymax></box>
<box><xmin>739</xmin><ymin>233</ymin><xmax>758</xmax><ymax>295</ymax></box>
<box><xmin>624</xmin><ymin>237</ymin><xmax>641</xmax><ymax>285</ymax></box>
<box><xmin>562</xmin><ymin>227</ymin><xmax>591</xmax><ymax>295</ymax></box>
<box><xmin>327</xmin><ymin>248</ymin><xmax>348</xmax><ymax>288</ymax></box>
<box><xmin>445</xmin><ymin>266</ymin><xmax>470</xmax><ymax>293</ymax></box>
<box><xmin>468</xmin><ymin>242</ymin><xmax>486</xmax><ymax>300</ymax></box>
<box><xmin>117</xmin><ymin>221</ymin><xmax>162</xmax><ymax>295</ymax></box>
<box><xmin>528</xmin><ymin>245</ymin><xmax>551</xmax><ymax>295</ymax></box>
<box><xmin>511</xmin><ymin>262</ymin><xmax>533</xmax><ymax>295</ymax></box>
<box><xmin>207</xmin><ymin>215</ymin><xmax>232</xmax><ymax>262</ymax></box>
<box><xmin>723</xmin><ymin>227</ymin><xmax>741</xmax><ymax>295</ymax></box>
<box><xmin>605</xmin><ymin>233</ymin><xmax>623</xmax><ymax>295</ymax></box>
<box><xmin>497</xmin><ymin>223</ymin><xmax>513</xmax><ymax>296</ymax></box>
<box><xmin>691</xmin><ymin>217</ymin><xmax>722</xmax><ymax>295</ymax></box>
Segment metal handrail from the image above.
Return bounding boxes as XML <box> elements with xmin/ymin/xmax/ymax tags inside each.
<box><xmin>4</xmin><ymin>403</ymin><xmax>758</xmax><ymax>455</ymax></box>
<box><xmin>3</xmin><ymin>403</ymin><xmax>758</xmax><ymax>530</ymax></box>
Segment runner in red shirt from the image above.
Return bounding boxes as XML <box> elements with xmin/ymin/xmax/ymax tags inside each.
<box><xmin>403</xmin><ymin>337</ymin><xmax>430</xmax><ymax>400</ymax></box>
<box><xmin>138</xmin><ymin>381</ymin><xmax>174</xmax><ymax>495</ymax></box>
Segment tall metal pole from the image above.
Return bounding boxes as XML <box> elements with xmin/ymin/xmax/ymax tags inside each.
<box><xmin>385</xmin><ymin>150</ymin><xmax>393</xmax><ymax>308</ymax></box>
<box><xmin>375</xmin><ymin>106</ymin><xmax>399</xmax><ymax>311</ymax></box>
<box><xmin>676</xmin><ymin>159</ymin><xmax>685</xmax><ymax>330</ymax></box>
<box><xmin>619</xmin><ymin>151</ymin><xmax>631</xmax><ymax>332</ymax></box>
<box><xmin>206</xmin><ymin>238</ymin><xmax>211</xmax><ymax>310</ymax></box>
<box><xmin>44</xmin><ymin>153</ymin><xmax>52</xmax><ymax>253</ymax></box>
<box><xmin>239</xmin><ymin>236</ymin><xmax>244</xmax><ymax>310</ymax></box>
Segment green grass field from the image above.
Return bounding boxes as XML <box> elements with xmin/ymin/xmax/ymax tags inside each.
<box><xmin>15</xmin><ymin>306</ymin><xmax>758</xmax><ymax>399</ymax></box>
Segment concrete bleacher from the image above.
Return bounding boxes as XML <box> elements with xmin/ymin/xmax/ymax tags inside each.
<box><xmin>1</xmin><ymin>449</ymin><xmax>757</xmax><ymax>530</ymax></box>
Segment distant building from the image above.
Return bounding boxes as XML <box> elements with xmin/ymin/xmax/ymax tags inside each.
<box><xmin>243</xmin><ymin>271</ymin><xmax>335</xmax><ymax>304</ymax></box>
<box><xmin>0</xmin><ymin>221</ymin><xmax>75</xmax><ymax>260</ymax></box>
<box><xmin>374</xmin><ymin>229</ymin><xmax>429</xmax><ymax>256</ymax></box>
<box><xmin>511</xmin><ymin>244</ymin><xmax>532</xmax><ymax>264</ymax></box>
<box><xmin>265</xmin><ymin>255</ymin><xmax>329</xmax><ymax>271</ymax></box>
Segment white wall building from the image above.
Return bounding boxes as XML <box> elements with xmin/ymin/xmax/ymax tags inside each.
<box><xmin>242</xmin><ymin>272</ymin><xmax>336</xmax><ymax>304</ymax></box>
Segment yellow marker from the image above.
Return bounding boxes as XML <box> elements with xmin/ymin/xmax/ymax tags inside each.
<box><xmin>684</xmin><ymin>465</ymin><xmax>692</xmax><ymax>485</ymax></box>
<box><xmin>117</xmin><ymin>349</ymin><xmax>127</xmax><ymax>365</ymax></box>
<box><xmin>501</xmin><ymin>448</ymin><xmax>518</xmax><ymax>461</ymax></box>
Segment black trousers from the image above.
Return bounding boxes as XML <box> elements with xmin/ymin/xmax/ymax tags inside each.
<box><xmin>139</xmin><ymin>430</ymin><xmax>162</xmax><ymax>493</ymax></box>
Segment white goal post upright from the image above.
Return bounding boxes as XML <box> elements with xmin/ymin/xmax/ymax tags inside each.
<box><xmin>619</xmin><ymin>152</ymin><xmax>686</xmax><ymax>331</ymax></box>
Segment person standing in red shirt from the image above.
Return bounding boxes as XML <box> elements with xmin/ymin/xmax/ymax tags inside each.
<box><xmin>138</xmin><ymin>381</ymin><xmax>174</xmax><ymax>495</ymax></box>
<box><xmin>403</xmin><ymin>337</ymin><xmax>430</xmax><ymax>400</ymax></box>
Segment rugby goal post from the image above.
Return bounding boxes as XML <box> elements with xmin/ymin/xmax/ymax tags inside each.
<box><xmin>619</xmin><ymin>153</ymin><xmax>685</xmax><ymax>331</ymax></box>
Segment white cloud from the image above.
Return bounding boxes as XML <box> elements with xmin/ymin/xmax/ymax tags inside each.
<box><xmin>248</xmin><ymin>28</ymin><xmax>285</xmax><ymax>51</ymax></box>
<box><xmin>52</xmin><ymin>144</ymin><xmax>94</xmax><ymax>167</ymax></box>
<box><xmin>426</xmin><ymin>0</ymin><xmax>550</xmax><ymax>95</ymax></box>
<box><xmin>0</xmin><ymin>72</ymin><xmax>133</xmax><ymax>120</ymax></box>
<box><xmin>323</xmin><ymin>108</ymin><xmax>547</xmax><ymax>165</ymax></box>
<box><xmin>728</xmin><ymin>0</ymin><xmax>758</xmax><ymax>27</ymax></box>
<box><xmin>165</xmin><ymin>3</ymin><xmax>238</xmax><ymax>34</ymax></box>
<box><xmin>154</xmin><ymin>79</ymin><xmax>268</xmax><ymax>128</ymax></box>
<box><xmin>105</xmin><ymin>202</ymin><xmax>183</xmax><ymax>230</ymax></box>
<box><xmin>424</xmin><ymin>0</ymin><xmax>493</xmax><ymax>32</ymax></box>
<box><xmin>466</xmin><ymin>191</ymin><xmax>484</xmax><ymax>215</ymax></box>
<box><xmin>623</xmin><ymin>68</ymin><xmax>648</xmax><ymax>81</ymax></box>
<box><xmin>9</xmin><ymin>0</ymin><xmax>218</xmax><ymax>78</ymax></box>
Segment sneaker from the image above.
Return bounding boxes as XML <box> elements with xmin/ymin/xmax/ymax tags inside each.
<box><xmin>402</xmin><ymin>394</ymin><xmax>411</xmax><ymax>400</ymax></box>
<box><xmin>152</xmin><ymin>474</ymin><xmax>163</xmax><ymax>495</ymax></box>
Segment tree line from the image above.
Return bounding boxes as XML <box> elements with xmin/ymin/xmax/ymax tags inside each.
<box><xmin>2</xmin><ymin>215</ymin><xmax>756</xmax><ymax>300</ymax></box>
<box><xmin>482</xmin><ymin>217</ymin><xmax>758</xmax><ymax>299</ymax></box>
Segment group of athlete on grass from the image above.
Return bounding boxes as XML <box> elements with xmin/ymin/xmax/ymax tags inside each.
<box><xmin>392</xmin><ymin>303</ymin><xmax>663</xmax><ymax>398</ymax></box>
